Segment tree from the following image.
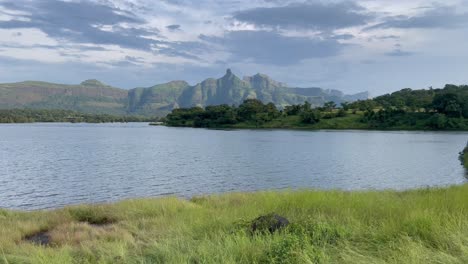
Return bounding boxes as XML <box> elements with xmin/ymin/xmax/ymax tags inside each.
<box><xmin>323</xmin><ymin>101</ymin><xmax>336</xmax><ymax>112</ymax></box>
<box><xmin>300</xmin><ymin>109</ymin><xmax>321</xmax><ymax>124</ymax></box>
<box><xmin>427</xmin><ymin>113</ymin><xmax>447</xmax><ymax>129</ymax></box>
<box><xmin>237</xmin><ymin>99</ymin><xmax>266</xmax><ymax>121</ymax></box>
<box><xmin>432</xmin><ymin>93</ymin><xmax>462</xmax><ymax>117</ymax></box>
<box><xmin>341</xmin><ymin>102</ymin><xmax>350</xmax><ymax>111</ymax></box>
<box><xmin>265</xmin><ymin>102</ymin><xmax>280</xmax><ymax>120</ymax></box>
<box><xmin>254</xmin><ymin>113</ymin><xmax>270</xmax><ymax>128</ymax></box>
<box><xmin>336</xmin><ymin>109</ymin><xmax>347</xmax><ymax>117</ymax></box>
<box><xmin>284</xmin><ymin>104</ymin><xmax>301</xmax><ymax>116</ymax></box>
<box><xmin>302</xmin><ymin>101</ymin><xmax>312</xmax><ymax>111</ymax></box>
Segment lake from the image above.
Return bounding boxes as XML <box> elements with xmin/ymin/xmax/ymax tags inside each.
<box><xmin>0</xmin><ymin>123</ymin><xmax>467</xmax><ymax>210</ymax></box>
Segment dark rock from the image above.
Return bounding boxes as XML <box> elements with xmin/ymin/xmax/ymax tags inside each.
<box><xmin>24</xmin><ymin>231</ymin><xmax>50</xmax><ymax>246</ymax></box>
<box><xmin>251</xmin><ymin>213</ymin><xmax>289</xmax><ymax>233</ymax></box>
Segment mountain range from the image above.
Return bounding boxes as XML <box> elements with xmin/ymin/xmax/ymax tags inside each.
<box><xmin>0</xmin><ymin>69</ymin><xmax>369</xmax><ymax>116</ymax></box>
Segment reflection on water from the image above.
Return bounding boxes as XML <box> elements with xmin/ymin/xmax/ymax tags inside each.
<box><xmin>0</xmin><ymin>123</ymin><xmax>467</xmax><ymax>210</ymax></box>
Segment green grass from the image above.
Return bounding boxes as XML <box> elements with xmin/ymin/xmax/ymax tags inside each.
<box><xmin>230</xmin><ymin>114</ymin><xmax>369</xmax><ymax>130</ymax></box>
<box><xmin>1</xmin><ymin>185</ymin><xmax>468</xmax><ymax>263</ymax></box>
<box><xmin>229</xmin><ymin>113</ymin><xmax>423</xmax><ymax>130</ymax></box>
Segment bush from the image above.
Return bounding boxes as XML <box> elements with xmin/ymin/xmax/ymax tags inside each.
<box><xmin>426</xmin><ymin>113</ymin><xmax>448</xmax><ymax>129</ymax></box>
<box><xmin>336</xmin><ymin>109</ymin><xmax>347</xmax><ymax>117</ymax></box>
<box><xmin>300</xmin><ymin>109</ymin><xmax>321</xmax><ymax>124</ymax></box>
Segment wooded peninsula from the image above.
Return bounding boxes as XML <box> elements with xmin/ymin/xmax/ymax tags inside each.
<box><xmin>165</xmin><ymin>84</ymin><xmax>468</xmax><ymax>130</ymax></box>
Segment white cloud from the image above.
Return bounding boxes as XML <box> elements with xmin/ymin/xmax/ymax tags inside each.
<box><xmin>0</xmin><ymin>28</ymin><xmax>58</xmax><ymax>46</ymax></box>
<box><xmin>0</xmin><ymin>0</ymin><xmax>467</xmax><ymax>94</ymax></box>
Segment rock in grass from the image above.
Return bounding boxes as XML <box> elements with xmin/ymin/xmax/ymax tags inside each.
<box><xmin>251</xmin><ymin>213</ymin><xmax>289</xmax><ymax>233</ymax></box>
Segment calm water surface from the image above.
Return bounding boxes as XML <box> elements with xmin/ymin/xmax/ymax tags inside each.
<box><xmin>0</xmin><ymin>123</ymin><xmax>467</xmax><ymax>210</ymax></box>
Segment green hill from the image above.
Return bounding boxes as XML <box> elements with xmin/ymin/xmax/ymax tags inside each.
<box><xmin>127</xmin><ymin>81</ymin><xmax>189</xmax><ymax>115</ymax></box>
<box><xmin>0</xmin><ymin>80</ymin><xmax>128</xmax><ymax>115</ymax></box>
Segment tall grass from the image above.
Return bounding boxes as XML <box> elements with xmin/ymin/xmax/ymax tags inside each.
<box><xmin>1</xmin><ymin>186</ymin><xmax>468</xmax><ymax>263</ymax></box>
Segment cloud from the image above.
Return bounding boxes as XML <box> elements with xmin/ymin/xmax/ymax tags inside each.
<box><xmin>200</xmin><ymin>30</ymin><xmax>347</xmax><ymax>65</ymax></box>
<box><xmin>0</xmin><ymin>55</ymin><xmax>225</xmax><ymax>88</ymax></box>
<box><xmin>375</xmin><ymin>35</ymin><xmax>400</xmax><ymax>40</ymax></box>
<box><xmin>0</xmin><ymin>0</ymin><xmax>159</xmax><ymax>49</ymax></box>
<box><xmin>233</xmin><ymin>2</ymin><xmax>374</xmax><ymax>31</ymax></box>
<box><xmin>330</xmin><ymin>34</ymin><xmax>355</xmax><ymax>40</ymax></box>
<box><xmin>0</xmin><ymin>0</ymin><xmax>468</xmax><ymax>96</ymax></box>
<box><xmin>166</xmin><ymin>24</ymin><xmax>181</xmax><ymax>31</ymax></box>
<box><xmin>367</xmin><ymin>6</ymin><xmax>468</xmax><ymax>30</ymax></box>
<box><xmin>0</xmin><ymin>0</ymin><xmax>206</xmax><ymax>61</ymax></box>
<box><xmin>385</xmin><ymin>49</ymin><xmax>414</xmax><ymax>57</ymax></box>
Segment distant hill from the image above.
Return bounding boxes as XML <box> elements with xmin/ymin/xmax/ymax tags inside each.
<box><xmin>0</xmin><ymin>79</ymin><xmax>128</xmax><ymax>115</ymax></box>
<box><xmin>0</xmin><ymin>69</ymin><xmax>369</xmax><ymax>116</ymax></box>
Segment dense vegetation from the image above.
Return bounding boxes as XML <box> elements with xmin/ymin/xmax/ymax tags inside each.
<box><xmin>165</xmin><ymin>84</ymin><xmax>468</xmax><ymax>130</ymax></box>
<box><xmin>461</xmin><ymin>144</ymin><xmax>468</xmax><ymax>169</ymax></box>
<box><xmin>0</xmin><ymin>185</ymin><xmax>467</xmax><ymax>263</ymax></box>
<box><xmin>0</xmin><ymin>109</ymin><xmax>157</xmax><ymax>123</ymax></box>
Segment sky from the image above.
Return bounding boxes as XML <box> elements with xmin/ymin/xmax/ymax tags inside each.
<box><xmin>1</xmin><ymin>0</ymin><xmax>468</xmax><ymax>95</ymax></box>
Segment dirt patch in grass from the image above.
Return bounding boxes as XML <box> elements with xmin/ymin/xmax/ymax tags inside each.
<box><xmin>24</xmin><ymin>230</ymin><xmax>51</xmax><ymax>246</ymax></box>
<box><xmin>48</xmin><ymin>222</ymin><xmax>133</xmax><ymax>246</ymax></box>
<box><xmin>23</xmin><ymin>222</ymin><xmax>132</xmax><ymax>247</ymax></box>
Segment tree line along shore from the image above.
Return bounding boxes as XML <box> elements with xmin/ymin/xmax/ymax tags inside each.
<box><xmin>0</xmin><ymin>109</ymin><xmax>157</xmax><ymax>123</ymax></box>
<box><xmin>164</xmin><ymin>84</ymin><xmax>468</xmax><ymax>130</ymax></box>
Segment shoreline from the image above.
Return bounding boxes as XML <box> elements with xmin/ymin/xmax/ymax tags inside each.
<box><xmin>3</xmin><ymin>182</ymin><xmax>468</xmax><ymax>212</ymax></box>
<box><xmin>165</xmin><ymin>124</ymin><xmax>468</xmax><ymax>132</ymax></box>
<box><xmin>4</xmin><ymin>121</ymin><xmax>468</xmax><ymax>132</ymax></box>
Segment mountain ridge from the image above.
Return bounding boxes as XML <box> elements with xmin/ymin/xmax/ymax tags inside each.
<box><xmin>0</xmin><ymin>69</ymin><xmax>369</xmax><ymax>116</ymax></box>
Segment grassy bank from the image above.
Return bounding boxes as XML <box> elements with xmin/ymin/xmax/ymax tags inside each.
<box><xmin>1</xmin><ymin>185</ymin><xmax>468</xmax><ymax>263</ymax></box>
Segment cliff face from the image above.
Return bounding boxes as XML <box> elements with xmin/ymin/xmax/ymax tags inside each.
<box><xmin>0</xmin><ymin>70</ymin><xmax>369</xmax><ymax>116</ymax></box>
<box><xmin>129</xmin><ymin>69</ymin><xmax>369</xmax><ymax>114</ymax></box>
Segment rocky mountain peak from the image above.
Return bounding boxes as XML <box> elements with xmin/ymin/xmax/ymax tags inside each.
<box><xmin>80</xmin><ymin>79</ymin><xmax>107</xmax><ymax>87</ymax></box>
<box><xmin>224</xmin><ymin>68</ymin><xmax>233</xmax><ymax>77</ymax></box>
<box><xmin>244</xmin><ymin>73</ymin><xmax>286</xmax><ymax>89</ymax></box>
